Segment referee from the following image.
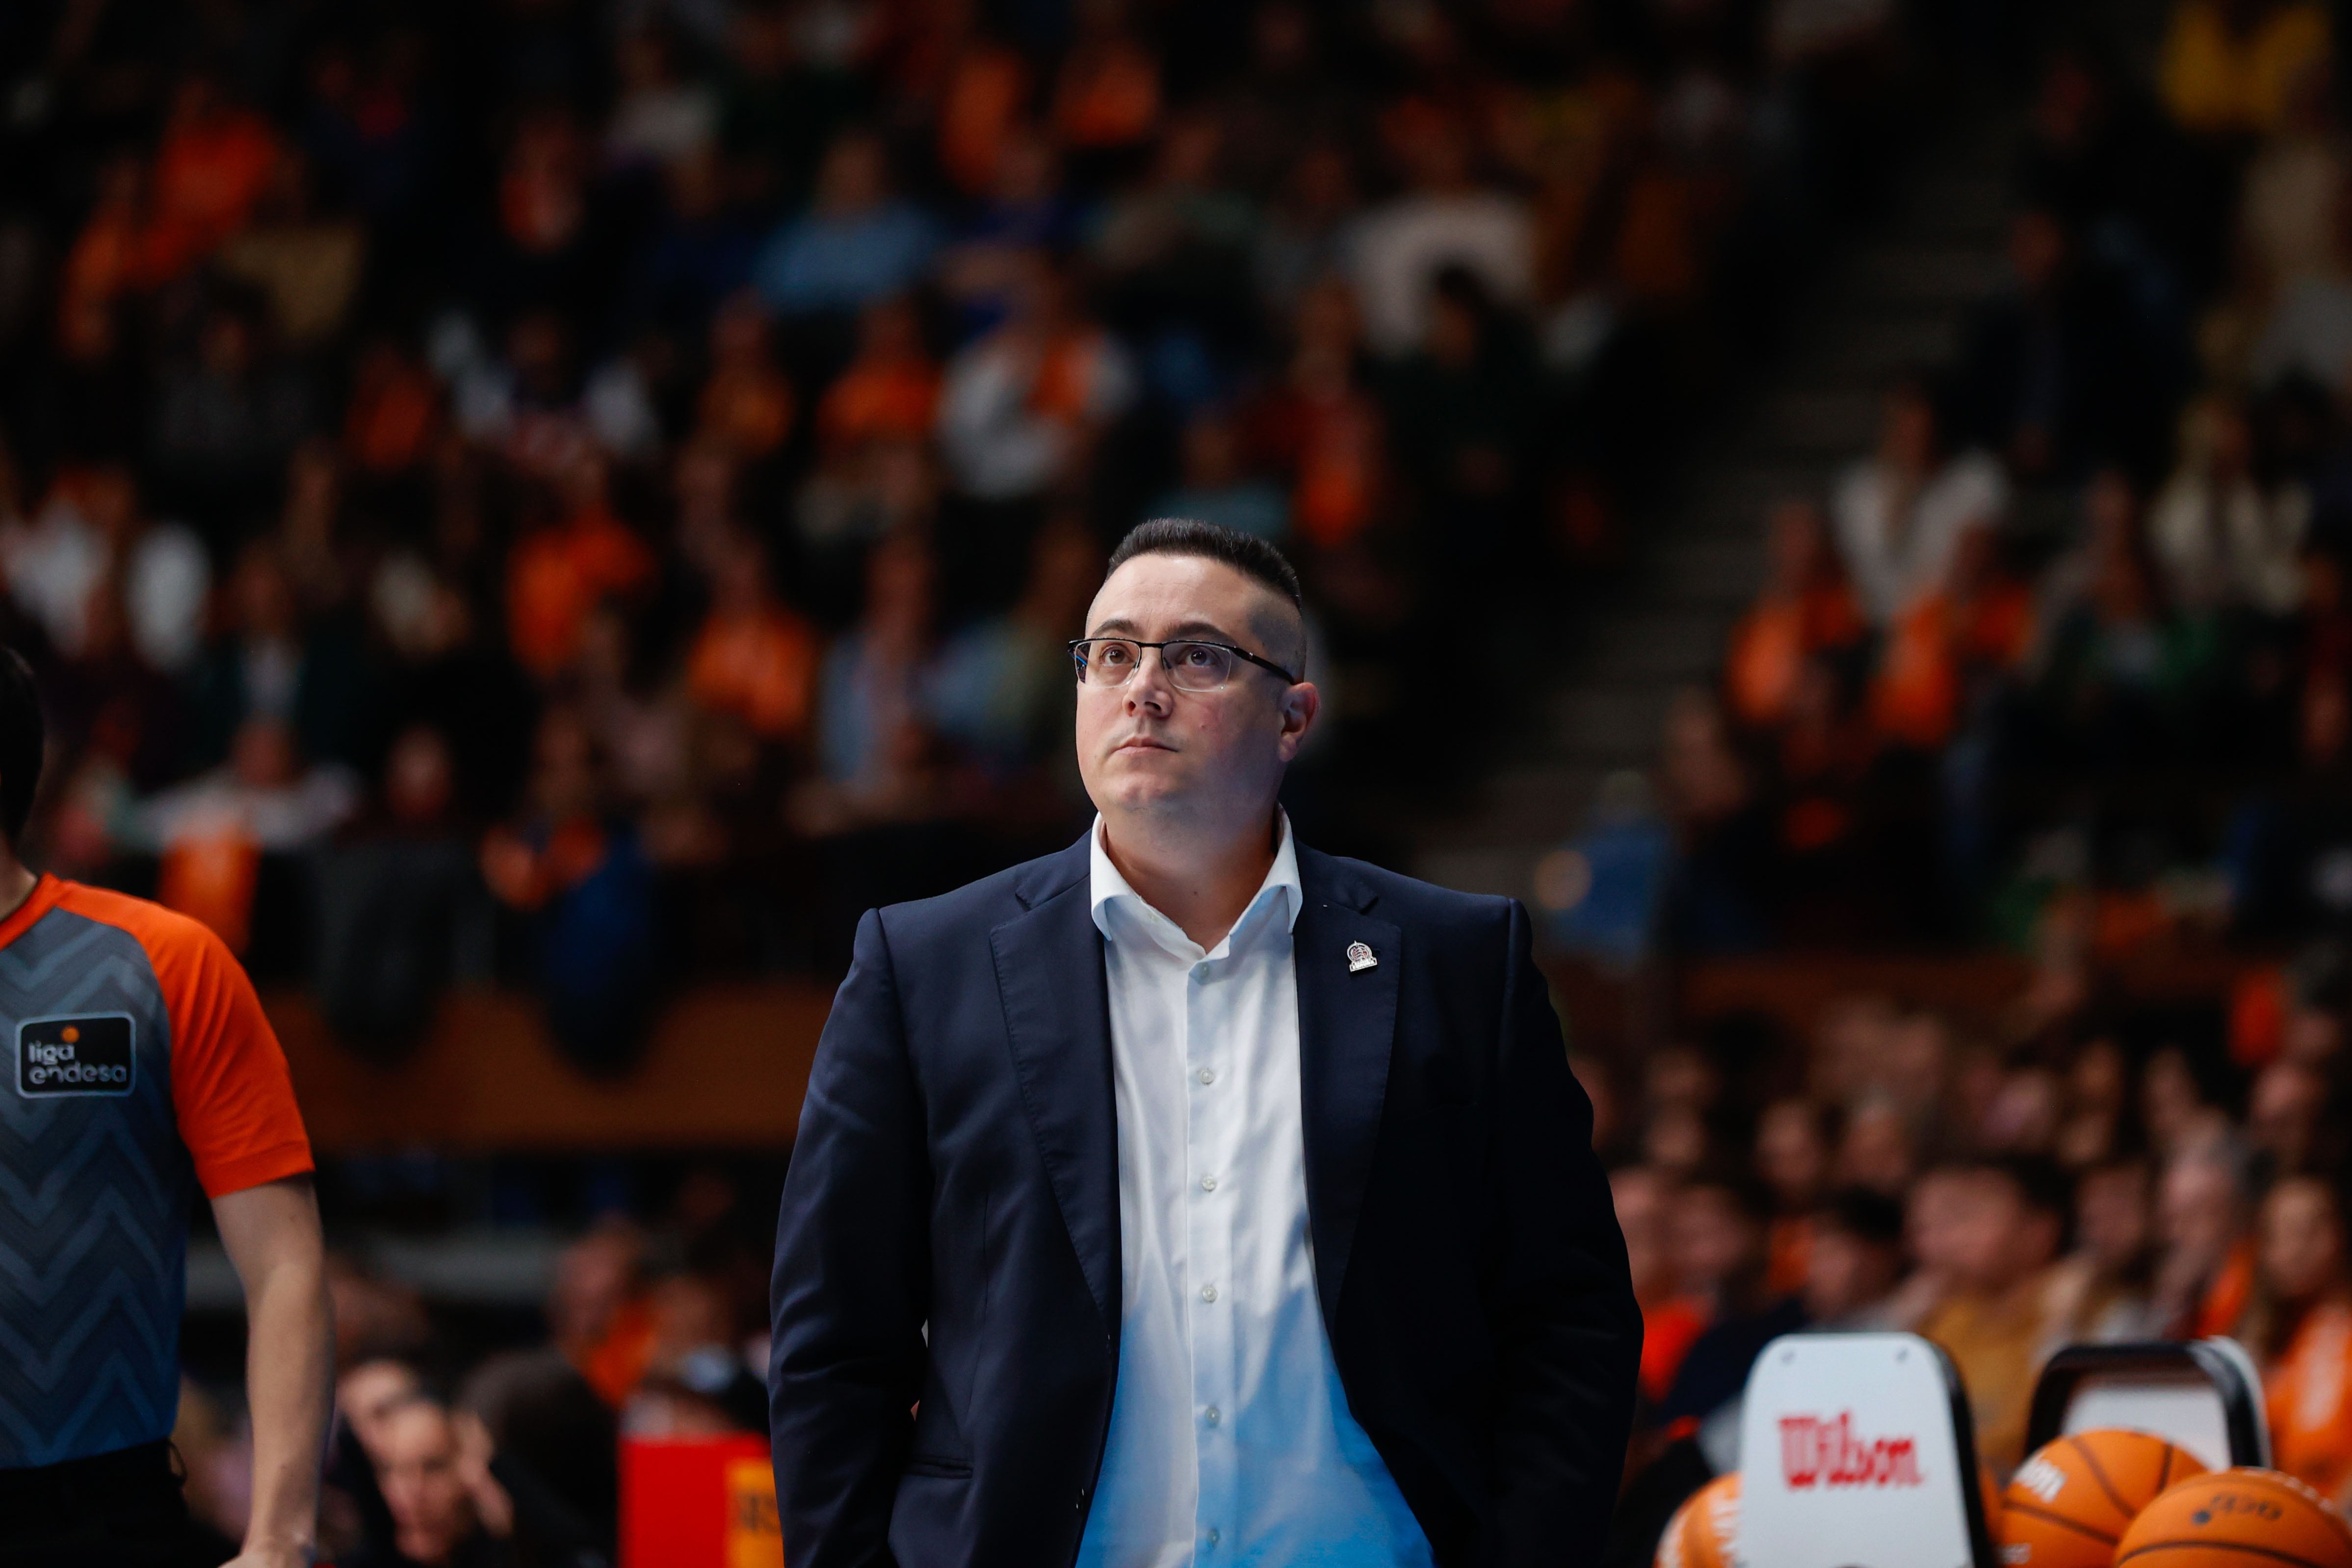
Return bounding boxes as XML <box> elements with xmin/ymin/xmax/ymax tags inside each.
<box><xmin>0</xmin><ymin>651</ymin><xmax>332</xmax><ymax>1568</ymax></box>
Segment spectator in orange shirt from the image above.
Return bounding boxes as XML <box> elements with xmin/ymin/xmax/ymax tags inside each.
<box><xmin>1725</xmin><ymin>497</ymin><xmax>1865</xmax><ymax>732</ymax></box>
<box><xmin>684</xmin><ymin>530</ymin><xmax>820</xmax><ymax>743</ymax></box>
<box><xmin>817</xmin><ymin>295</ymin><xmax>940</xmax><ymax>452</ymax></box>
<box><xmin>1053</xmin><ymin>0</ymin><xmax>1162</xmax><ymax>155</ymax></box>
<box><xmin>59</xmin><ymin>154</ymin><xmax>149</xmax><ymax>358</ymax></box>
<box><xmin>142</xmin><ymin>73</ymin><xmax>286</xmax><ymax>283</ymax></box>
<box><xmin>505</xmin><ymin>473</ymin><xmax>657</xmax><ymax>684</ymax></box>
<box><xmin>696</xmin><ymin>292</ymin><xmax>797</xmax><ymax>460</ymax></box>
<box><xmin>2255</xmin><ymin>1175</ymin><xmax>2352</xmax><ymax>1504</ymax></box>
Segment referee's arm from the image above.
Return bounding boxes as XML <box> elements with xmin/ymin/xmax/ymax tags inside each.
<box><xmin>214</xmin><ymin>1177</ymin><xmax>333</xmax><ymax>1568</ymax></box>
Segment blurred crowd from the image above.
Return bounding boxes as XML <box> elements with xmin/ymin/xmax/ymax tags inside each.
<box><xmin>0</xmin><ymin>0</ymin><xmax>1930</xmax><ymax>1069</ymax></box>
<box><xmin>1589</xmin><ymin>953</ymin><xmax>2352</xmax><ymax>1560</ymax></box>
<box><xmin>1656</xmin><ymin>0</ymin><xmax>2352</xmax><ymax>954</ymax></box>
<box><xmin>176</xmin><ymin>1164</ymin><xmax>775</xmax><ymax>1566</ymax></box>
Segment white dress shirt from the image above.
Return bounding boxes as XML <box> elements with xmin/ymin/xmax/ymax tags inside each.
<box><xmin>1076</xmin><ymin>815</ymin><xmax>1433</xmax><ymax>1568</ymax></box>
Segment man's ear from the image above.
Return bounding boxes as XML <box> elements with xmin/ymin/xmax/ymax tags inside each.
<box><xmin>1276</xmin><ymin>680</ymin><xmax>1320</xmax><ymax>762</ymax></box>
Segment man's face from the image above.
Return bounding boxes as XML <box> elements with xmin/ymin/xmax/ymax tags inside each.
<box><xmin>375</xmin><ymin>1402</ymin><xmax>476</xmax><ymax>1567</ymax></box>
<box><xmin>1074</xmin><ymin>553</ymin><xmax>1315</xmax><ymax>828</ymax></box>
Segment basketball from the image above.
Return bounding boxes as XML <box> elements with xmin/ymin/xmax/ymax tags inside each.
<box><xmin>2115</xmin><ymin>1467</ymin><xmax>2352</xmax><ymax>1568</ymax></box>
<box><xmin>2000</xmin><ymin>1429</ymin><xmax>2209</xmax><ymax>1567</ymax></box>
<box><xmin>1655</xmin><ymin>1472</ymin><xmax>1739</xmax><ymax>1568</ymax></box>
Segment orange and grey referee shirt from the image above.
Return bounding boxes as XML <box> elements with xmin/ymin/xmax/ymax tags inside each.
<box><xmin>0</xmin><ymin>875</ymin><xmax>312</xmax><ymax>1469</ymax></box>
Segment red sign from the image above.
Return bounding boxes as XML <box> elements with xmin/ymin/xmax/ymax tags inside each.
<box><xmin>620</xmin><ymin>1435</ymin><xmax>783</xmax><ymax>1568</ymax></box>
<box><xmin>1778</xmin><ymin>1412</ymin><xmax>1926</xmax><ymax>1489</ymax></box>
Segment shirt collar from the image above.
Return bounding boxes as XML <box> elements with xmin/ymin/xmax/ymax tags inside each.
<box><xmin>1089</xmin><ymin>810</ymin><xmax>1303</xmax><ymax>957</ymax></box>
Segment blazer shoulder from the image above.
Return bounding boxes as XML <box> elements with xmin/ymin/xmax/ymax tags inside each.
<box><xmin>1304</xmin><ymin>846</ymin><xmax>1516</xmax><ymax>935</ymax></box>
<box><xmin>869</xmin><ymin>835</ymin><xmax>1091</xmax><ymax>948</ymax></box>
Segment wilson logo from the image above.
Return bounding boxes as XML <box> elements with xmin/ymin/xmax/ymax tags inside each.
<box><xmin>1778</xmin><ymin>1412</ymin><xmax>1925</xmax><ymax>1489</ymax></box>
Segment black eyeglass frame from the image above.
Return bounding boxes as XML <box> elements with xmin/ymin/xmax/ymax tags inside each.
<box><xmin>1067</xmin><ymin>637</ymin><xmax>1300</xmax><ymax>689</ymax></box>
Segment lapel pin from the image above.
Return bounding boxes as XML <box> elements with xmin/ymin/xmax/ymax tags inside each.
<box><xmin>1346</xmin><ymin>941</ymin><xmax>1377</xmax><ymax>974</ymax></box>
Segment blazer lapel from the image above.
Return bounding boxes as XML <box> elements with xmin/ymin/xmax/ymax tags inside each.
<box><xmin>1292</xmin><ymin>848</ymin><xmax>1400</xmax><ymax>1333</ymax></box>
<box><xmin>991</xmin><ymin>839</ymin><xmax>1121</xmax><ymax>1338</ymax></box>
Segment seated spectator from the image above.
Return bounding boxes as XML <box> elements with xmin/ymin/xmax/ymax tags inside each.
<box><xmin>632</xmin><ymin>142</ymin><xmax>764</xmax><ymax>336</ymax></box>
<box><xmin>2049</xmin><ymin>1155</ymin><xmax>2161</xmax><ymax>1342</ymax></box>
<box><xmin>339</xmin><ymin>1397</ymin><xmax>508</xmax><ymax>1568</ymax></box>
<box><xmin>192</xmin><ymin>536</ymin><xmax>370</xmax><ymax>768</ymax></box>
<box><xmin>938</xmin><ymin>125</ymin><xmax>1080</xmax><ymax>340</ymax></box>
<box><xmin>152</xmin><ymin>291</ymin><xmax>318</xmax><ymax>533</ymax></box>
<box><xmin>684</xmin><ymin>530</ymin><xmax>820</xmax><ymax>743</ymax></box>
<box><xmin>2033</xmin><ymin>484</ymin><xmax>2220</xmax><ymax>764</ymax></box>
<box><xmin>458</xmin><ymin>1349</ymin><xmax>621</xmax><ymax>1562</ymax></box>
<box><xmin>752</xmin><ymin>130</ymin><xmax>941</xmax><ymax>318</ymax></box>
<box><xmin>5</xmin><ymin>463</ymin><xmax>209</xmax><ymax>675</ymax></box>
<box><xmin>1612</xmin><ymin>1164</ymin><xmax>1709</xmax><ymax>1406</ymax></box>
<box><xmin>1867</xmin><ymin>526</ymin><xmax>2034</xmax><ymax>752</ymax></box>
<box><xmin>1831</xmin><ymin>377</ymin><xmax>2007</xmax><ymax>626</ymax></box>
<box><xmin>2153</xmin><ymin>1136</ymin><xmax>2257</xmax><ymax>1336</ymax></box>
<box><xmin>1656</xmin><ymin>1171</ymin><xmax>1806</xmax><ymax>1454</ymax></box>
<box><xmin>1377</xmin><ymin>266</ymin><xmax>1538</xmax><ymax>552</ymax></box>
<box><xmin>1052</xmin><ymin>0</ymin><xmax>1164</xmax><ymax>159</ymax></box>
<box><xmin>1800</xmin><ymin>1186</ymin><xmax>1908</xmax><ymax>1331</ymax></box>
<box><xmin>1147</xmin><ymin>409</ymin><xmax>1288</xmax><ymax>542</ymax></box>
<box><xmin>503</xmin><ymin>468</ymin><xmax>656</xmax><ymax>685</ymax></box>
<box><xmin>1254</xmin><ymin>143</ymin><xmax>1360</xmax><ymax>325</ymax></box>
<box><xmin>1251</xmin><ymin>276</ymin><xmax>1385</xmax><ymax>551</ymax></box>
<box><xmin>1757</xmin><ymin>1098</ymin><xmax>1837</xmax><ymax>1294</ymax></box>
<box><xmin>1346</xmin><ymin>106</ymin><xmax>1533</xmax><ymax>359</ymax></box>
<box><xmin>344</xmin><ymin>339</ymin><xmax>444</xmax><ymax>479</ymax></box>
<box><xmin>1956</xmin><ymin>207</ymin><xmax>2157</xmax><ymax>480</ymax></box>
<box><xmin>2158</xmin><ymin>0</ymin><xmax>2332</xmax><ymax>138</ymax></box>
<box><xmin>936</xmin><ymin>252</ymin><xmax>1138</xmax><ymax>502</ymax></box>
<box><xmin>801</xmin><ymin>532</ymin><xmax>941</xmax><ymax>831</ymax></box>
<box><xmin>480</xmin><ymin>707</ymin><xmax>659</xmax><ymax>1071</ymax></box>
<box><xmin>718</xmin><ymin>0</ymin><xmax>869</xmax><ymax>206</ymax></box>
<box><xmin>816</xmin><ymin>295</ymin><xmax>941</xmax><ymax>451</ymax></box>
<box><xmin>927</xmin><ymin>516</ymin><xmax>1098</xmax><ymax>784</ymax></box>
<box><xmin>314</xmin><ymin>726</ymin><xmax>483</xmax><ymax>1062</ymax></box>
<box><xmin>1724</xmin><ymin>497</ymin><xmax>1865</xmax><ymax>731</ymax></box>
<box><xmin>925</xmin><ymin>18</ymin><xmax>1034</xmax><ymax>199</ymax></box>
<box><xmin>549</xmin><ymin>1222</ymin><xmax>655</xmax><ymax>1408</ymax></box>
<box><xmin>140</xmin><ymin>72</ymin><xmax>286</xmax><ymax>283</ymax></box>
<box><xmin>1916</xmin><ymin>1158</ymin><xmax>2072</xmax><ymax>1472</ymax></box>
<box><xmin>605</xmin><ymin>25</ymin><xmax>717</xmax><ymax>170</ymax></box>
<box><xmin>2254</xmin><ymin>1175</ymin><xmax>2352</xmax><ymax>1502</ymax></box>
<box><xmin>1088</xmin><ymin>110</ymin><xmax>1257</xmax><ymax>340</ymax></box>
<box><xmin>2149</xmin><ymin>396</ymin><xmax>2310</xmax><ymax>615</ymax></box>
<box><xmin>694</xmin><ymin>292</ymin><xmax>797</xmax><ymax>459</ymax></box>
<box><xmin>126</xmin><ymin>717</ymin><xmax>363</xmax><ymax>953</ymax></box>
<box><xmin>215</xmin><ymin>149</ymin><xmax>367</xmax><ymax>350</ymax></box>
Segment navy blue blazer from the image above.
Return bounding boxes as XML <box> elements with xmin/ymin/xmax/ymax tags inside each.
<box><xmin>768</xmin><ymin>834</ymin><xmax>1641</xmax><ymax>1568</ymax></box>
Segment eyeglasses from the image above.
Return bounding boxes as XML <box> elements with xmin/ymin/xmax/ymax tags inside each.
<box><xmin>1069</xmin><ymin>638</ymin><xmax>1299</xmax><ymax>692</ymax></box>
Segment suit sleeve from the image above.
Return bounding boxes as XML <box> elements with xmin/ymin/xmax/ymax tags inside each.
<box><xmin>1489</xmin><ymin>898</ymin><xmax>1643</xmax><ymax>1563</ymax></box>
<box><xmin>770</xmin><ymin>908</ymin><xmax>931</xmax><ymax>1568</ymax></box>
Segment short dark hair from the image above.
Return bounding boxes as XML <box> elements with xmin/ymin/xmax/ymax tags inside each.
<box><xmin>1106</xmin><ymin>518</ymin><xmax>1303</xmax><ymax>612</ymax></box>
<box><xmin>1814</xmin><ymin>1186</ymin><xmax>1906</xmax><ymax>1249</ymax></box>
<box><xmin>0</xmin><ymin>650</ymin><xmax>41</xmax><ymax>847</ymax></box>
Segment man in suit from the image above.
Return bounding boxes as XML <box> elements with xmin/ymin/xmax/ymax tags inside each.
<box><xmin>770</xmin><ymin>518</ymin><xmax>1641</xmax><ymax>1567</ymax></box>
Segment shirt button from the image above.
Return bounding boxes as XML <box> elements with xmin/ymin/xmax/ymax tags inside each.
<box><xmin>1191</xmin><ymin>964</ymin><xmax>1208</xmax><ymax>981</ymax></box>
<box><xmin>1201</xmin><ymin>1283</ymin><xmax>1218</xmax><ymax>1302</ymax></box>
<box><xmin>1198</xmin><ymin>1068</ymin><xmax>1215</xmax><ymax>1084</ymax></box>
<box><xmin>1204</xmin><ymin>1406</ymin><xmax>1220</xmax><ymax>1425</ymax></box>
<box><xmin>1200</xmin><ymin>1176</ymin><xmax>1217</xmax><ymax>1192</ymax></box>
<box><xmin>1207</xmin><ymin>1528</ymin><xmax>1221</xmax><ymax>1546</ymax></box>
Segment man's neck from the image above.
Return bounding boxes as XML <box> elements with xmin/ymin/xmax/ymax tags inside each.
<box><xmin>0</xmin><ymin>857</ymin><xmax>37</xmax><ymax>926</ymax></box>
<box><xmin>1101</xmin><ymin>810</ymin><xmax>1280</xmax><ymax>952</ymax></box>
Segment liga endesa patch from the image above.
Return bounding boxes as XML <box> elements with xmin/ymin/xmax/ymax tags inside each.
<box><xmin>17</xmin><ymin>1015</ymin><xmax>135</xmax><ymax>1097</ymax></box>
